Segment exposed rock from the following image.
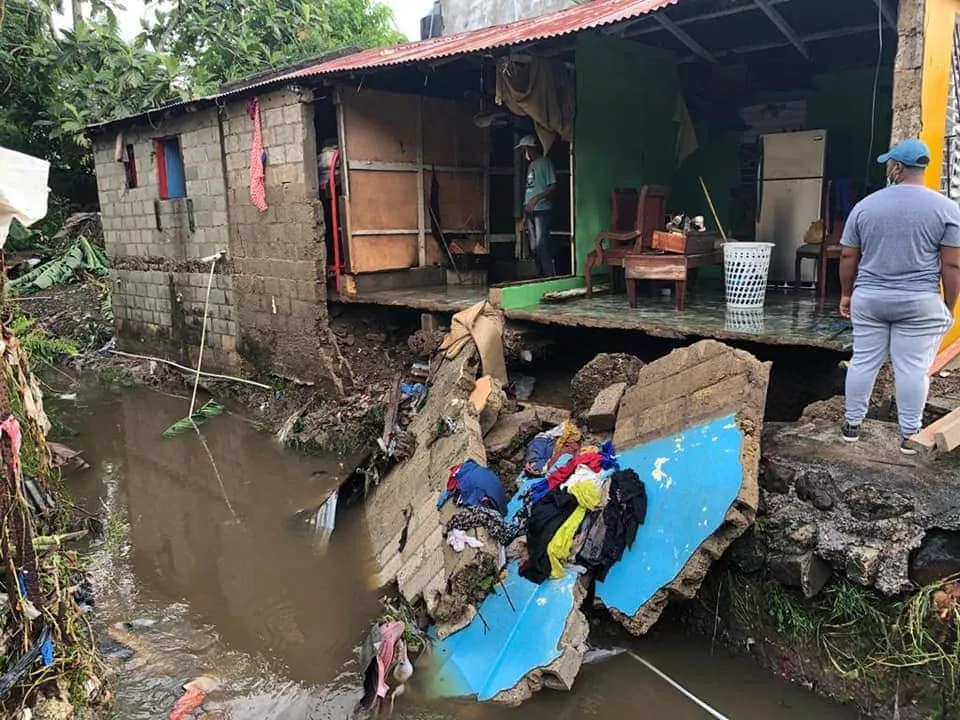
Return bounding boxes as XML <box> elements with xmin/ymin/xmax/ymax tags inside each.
<box><xmin>846</xmin><ymin>545</ymin><xmax>882</xmax><ymax>586</ymax></box>
<box><xmin>910</xmin><ymin>529</ymin><xmax>960</xmax><ymax>586</ymax></box>
<box><xmin>584</xmin><ymin>382</ymin><xmax>626</xmax><ymax>432</ymax></box>
<box><xmin>727</xmin><ymin>529</ymin><xmax>768</xmax><ymax>574</ymax></box>
<box><xmin>760</xmin><ymin>418</ymin><xmax>960</xmax><ymax>595</ymax></box>
<box><xmin>606</xmin><ymin>340</ymin><xmax>770</xmax><ymax>635</ymax></box>
<box><xmin>767</xmin><ymin>552</ymin><xmax>833</xmax><ymax>598</ymax></box>
<box><xmin>570</xmin><ymin>353</ymin><xmax>645</xmax><ymax>418</ymax></box>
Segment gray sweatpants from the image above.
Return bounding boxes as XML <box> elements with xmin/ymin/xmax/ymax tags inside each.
<box><xmin>845</xmin><ymin>287</ymin><xmax>953</xmax><ymax>436</ymax></box>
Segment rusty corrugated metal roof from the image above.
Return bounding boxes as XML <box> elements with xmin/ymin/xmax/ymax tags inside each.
<box><xmin>88</xmin><ymin>0</ymin><xmax>676</xmax><ymax>131</ymax></box>
<box><xmin>274</xmin><ymin>0</ymin><xmax>677</xmax><ymax>83</ymax></box>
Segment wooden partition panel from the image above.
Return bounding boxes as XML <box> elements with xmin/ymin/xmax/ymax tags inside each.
<box><xmin>340</xmin><ymin>88</ymin><xmax>487</xmax><ymax>274</ymax></box>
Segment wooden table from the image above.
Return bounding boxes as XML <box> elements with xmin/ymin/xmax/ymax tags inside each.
<box><xmin>623</xmin><ymin>250</ymin><xmax>723</xmax><ymax>310</ymax></box>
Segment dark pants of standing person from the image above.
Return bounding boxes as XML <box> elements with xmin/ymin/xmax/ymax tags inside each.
<box><xmin>526</xmin><ymin>210</ymin><xmax>555</xmax><ymax>277</ymax></box>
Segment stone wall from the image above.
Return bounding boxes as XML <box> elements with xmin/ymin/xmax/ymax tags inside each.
<box><xmin>891</xmin><ymin>0</ymin><xmax>925</xmax><ymax>142</ymax></box>
<box><xmin>92</xmin><ymin>88</ymin><xmax>349</xmax><ymax>390</ymax></box>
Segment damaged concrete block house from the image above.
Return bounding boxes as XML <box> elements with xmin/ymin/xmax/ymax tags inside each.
<box><xmin>86</xmin><ymin>0</ymin><xmax>960</xmax><ymax>715</ymax></box>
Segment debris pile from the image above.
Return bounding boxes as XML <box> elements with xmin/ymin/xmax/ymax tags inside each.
<box><xmin>346</xmin><ymin>300</ymin><xmax>772</xmax><ymax>708</ymax></box>
<box><xmin>0</xmin><ymin>310</ymin><xmax>106</xmax><ymax>716</ymax></box>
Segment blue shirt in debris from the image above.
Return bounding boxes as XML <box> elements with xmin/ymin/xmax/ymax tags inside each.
<box><xmin>525</xmin><ymin>155</ymin><xmax>557</xmax><ymax>212</ymax></box>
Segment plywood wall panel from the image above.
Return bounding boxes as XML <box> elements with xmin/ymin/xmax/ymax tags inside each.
<box><xmin>347</xmin><ymin>235</ymin><xmax>419</xmax><ymax>273</ymax></box>
<box><xmin>343</xmin><ymin>90</ymin><xmax>419</xmax><ymax>163</ymax></box>
<box><xmin>349</xmin><ymin>171</ymin><xmax>419</xmax><ymax>230</ymax></box>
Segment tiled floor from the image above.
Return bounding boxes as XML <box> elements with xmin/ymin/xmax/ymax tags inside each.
<box><xmin>330</xmin><ymin>283</ymin><xmax>851</xmax><ymax>351</ymax></box>
<box><xmin>507</xmin><ymin>288</ymin><xmax>852</xmax><ymax>351</ymax></box>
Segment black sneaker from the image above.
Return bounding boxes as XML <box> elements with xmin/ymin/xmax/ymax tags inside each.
<box><xmin>900</xmin><ymin>438</ymin><xmax>918</xmax><ymax>456</ymax></box>
<box><xmin>841</xmin><ymin>422</ymin><xmax>860</xmax><ymax>442</ymax></box>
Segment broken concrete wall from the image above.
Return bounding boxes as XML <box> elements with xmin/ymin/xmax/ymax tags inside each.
<box><xmin>608</xmin><ymin>340</ymin><xmax>770</xmax><ymax>635</ymax></box>
<box><xmin>220</xmin><ymin>89</ymin><xmax>349</xmax><ymax>389</ymax></box>
<box><xmin>365</xmin><ymin>347</ymin><xmax>490</xmax><ymax>622</ymax></box>
<box><xmin>744</xmin><ymin>418</ymin><xmax>960</xmax><ymax>596</ymax></box>
<box><xmin>92</xmin><ymin>88</ymin><xmax>348</xmax><ymax>389</ymax></box>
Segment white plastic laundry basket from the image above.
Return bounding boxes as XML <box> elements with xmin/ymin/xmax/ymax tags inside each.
<box><xmin>723</xmin><ymin>242</ymin><xmax>774</xmax><ymax>309</ymax></box>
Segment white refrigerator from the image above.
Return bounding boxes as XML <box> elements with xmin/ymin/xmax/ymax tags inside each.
<box><xmin>756</xmin><ymin>130</ymin><xmax>827</xmax><ymax>284</ymax></box>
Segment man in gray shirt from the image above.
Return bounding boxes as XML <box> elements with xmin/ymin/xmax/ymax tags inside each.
<box><xmin>839</xmin><ymin>138</ymin><xmax>960</xmax><ymax>453</ymax></box>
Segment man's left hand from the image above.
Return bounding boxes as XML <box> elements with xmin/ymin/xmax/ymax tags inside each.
<box><xmin>839</xmin><ymin>295</ymin><xmax>851</xmax><ymax>319</ymax></box>
<box><xmin>524</xmin><ymin>200</ymin><xmax>537</xmax><ymax>215</ymax></box>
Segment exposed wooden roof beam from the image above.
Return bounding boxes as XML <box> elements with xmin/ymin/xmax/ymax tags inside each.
<box><xmin>678</xmin><ymin>23</ymin><xmax>880</xmax><ymax>63</ymax></box>
<box><xmin>873</xmin><ymin>0</ymin><xmax>897</xmax><ymax>29</ymax></box>
<box><xmin>653</xmin><ymin>13</ymin><xmax>718</xmax><ymax>64</ymax></box>
<box><xmin>753</xmin><ymin>0</ymin><xmax>810</xmax><ymax>60</ymax></box>
<box><xmin>617</xmin><ymin>0</ymin><xmax>791</xmax><ymax>38</ymax></box>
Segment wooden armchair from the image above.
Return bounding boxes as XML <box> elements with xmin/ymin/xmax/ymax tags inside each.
<box><xmin>585</xmin><ymin>185</ymin><xmax>668</xmax><ymax>296</ymax></box>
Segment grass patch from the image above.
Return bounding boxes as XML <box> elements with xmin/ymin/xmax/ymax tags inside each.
<box><xmin>727</xmin><ymin>569</ymin><xmax>960</xmax><ymax>714</ymax></box>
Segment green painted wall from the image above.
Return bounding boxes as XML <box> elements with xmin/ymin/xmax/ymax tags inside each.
<box><xmin>572</xmin><ymin>33</ymin><xmax>680</xmax><ymax>276</ymax></box>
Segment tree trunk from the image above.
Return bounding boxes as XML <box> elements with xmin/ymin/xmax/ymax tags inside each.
<box><xmin>71</xmin><ymin>0</ymin><xmax>83</xmax><ymax>28</ymax></box>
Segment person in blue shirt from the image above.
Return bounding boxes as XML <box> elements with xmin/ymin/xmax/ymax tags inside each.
<box><xmin>517</xmin><ymin>135</ymin><xmax>557</xmax><ymax>277</ymax></box>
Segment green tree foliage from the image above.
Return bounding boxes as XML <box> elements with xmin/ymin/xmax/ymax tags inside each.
<box><xmin>0</xmin><ymin>0</ymin><xmax>404</xmax><ymax>221</ymax></box>
<box><xmin>145</xmin><ymin>0</ymin><xmax>404</xmax><ymax>95</ymax></box>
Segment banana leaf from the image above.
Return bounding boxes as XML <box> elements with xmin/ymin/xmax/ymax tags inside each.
<box><xmin>11</xmin><ymin>236</ymin><xmax>110</xmax><ymax>291</ymax></box>
<box><xmin>162</xmin><ymin>400</ymin><xmax>224</xmax><ymax>439</ymax></box>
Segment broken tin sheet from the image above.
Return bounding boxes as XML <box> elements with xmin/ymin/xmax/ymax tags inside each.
<box><xmin>426</xmin><ymin>562</ymin><xmax>579</xmax><ymax>702</ymax></box>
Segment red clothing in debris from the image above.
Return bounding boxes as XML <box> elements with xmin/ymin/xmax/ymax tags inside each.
<box><xmin>545</xmin><ymin>451</ymin><xmax>603</xmax><ymax>490</ymax></box>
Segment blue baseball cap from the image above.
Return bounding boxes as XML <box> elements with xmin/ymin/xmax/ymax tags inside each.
<box><xmin>877</xmin><ymin>138</ymin><xmax>931</xmax><ymax>168</ymax></box>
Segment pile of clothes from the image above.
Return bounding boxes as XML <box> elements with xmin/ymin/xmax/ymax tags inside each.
<box><xmin>514</xmin><ymin>421</ymin><xmax>648</xmax><ymax>584</ymax></box>
<box><xmin>436</xmin><ymin>420</ymin><xmax>648</xmax><ymax>593</ymax></box>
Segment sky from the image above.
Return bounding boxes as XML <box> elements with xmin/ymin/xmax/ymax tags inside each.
<box><xmin>57</xmin><ymin>0</ymin><xmax>435</xmax><ymax>42</ymax></box>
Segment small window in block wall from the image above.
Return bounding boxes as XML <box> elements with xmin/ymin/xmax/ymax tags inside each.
<box><xmin>122</xmin><ymin>144</ymin><xmax>138</xmax><ymax>189</ymax></box>
<box><xmin>155</xmin><ymin>136</ymin><xmax>187</xmax><ymax>199</ymax></box>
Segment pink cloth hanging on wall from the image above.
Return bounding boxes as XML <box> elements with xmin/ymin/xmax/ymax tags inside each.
<box><xmin>248</xmin><ymin>98</ymin><xmax>269</xmax><ymax>212</ymax></box>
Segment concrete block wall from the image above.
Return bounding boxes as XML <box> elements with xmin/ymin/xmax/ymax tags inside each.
<box><xmin>220</xmin><ymin>89</ymin><xmax>348</xmax><ymax>389</ymax></box>
<box><xmin>93</xmin><ymin>111</ymin><xmax>237</xmax><ymax>367</ymax></box>
<box><xmin>92</xmin><ymin>87</ymin><xmax>349</xmax><ymax>390</ymax></box>
<box><xmin>943</xmin><ymin>16</ymin><xmax>960</xmax><ymax>199</ymax></box>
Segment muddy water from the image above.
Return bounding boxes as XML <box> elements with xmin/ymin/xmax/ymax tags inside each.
<box><xmin>57</xmin><ymin>384</ymin><xmax>862</xmax><ymax>720</ymax></box>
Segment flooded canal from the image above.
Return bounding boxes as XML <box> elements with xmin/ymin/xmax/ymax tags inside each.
<box><xmin>55</xmin><ymin>384</ymin><xmax>863</xmax><ymax>719</ymax></box>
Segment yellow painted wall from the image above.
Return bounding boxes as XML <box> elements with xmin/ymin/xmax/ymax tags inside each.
<box><xmin>921</xmin><ymin>0</ymin><xmax>960</xmax><ymax>348</ymax></box>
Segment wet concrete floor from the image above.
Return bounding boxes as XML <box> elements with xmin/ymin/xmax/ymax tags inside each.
<box><xmin>57</xmin><ymin>384</ymin><xmax>863</xmax><ymax>719</ymax></box>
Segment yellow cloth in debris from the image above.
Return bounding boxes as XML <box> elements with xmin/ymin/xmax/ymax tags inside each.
<box><xmin>547</xmin><ymin>480</ymin><xmax>601</xmax><ymax>579</ymax></box>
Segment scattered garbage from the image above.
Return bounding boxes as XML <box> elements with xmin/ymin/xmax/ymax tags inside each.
<box><xmin>48</xmin><ymin>441</ymin><xmax>89</xmax><ymax>471</ymax></box>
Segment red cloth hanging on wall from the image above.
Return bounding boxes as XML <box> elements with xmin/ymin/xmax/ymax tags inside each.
<box><xmin>248</xmin><ymin>98</ymin><xmax>269</xmax><ymax>212</ymax></box>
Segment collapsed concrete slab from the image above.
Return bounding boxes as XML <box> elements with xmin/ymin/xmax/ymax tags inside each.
<box><xmin>752</xmin><ymin>418</ymin><xmax>960</xmax><ymax>596</ymax></box>
<box><xmin>599</xmin><ymin>339</ymin><xmax>770</xmax><ymax>635</ymax></box>
<box><xmin>364</xmin><ymin>346</ymin><xmax>495</xmax><ymax>624</ymax></box>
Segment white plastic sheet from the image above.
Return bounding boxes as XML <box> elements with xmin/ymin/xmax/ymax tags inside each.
<box><xmin>0</xmin><ymin>147</ymin><xmax>51</xmax><ymax>247</ymax></box>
